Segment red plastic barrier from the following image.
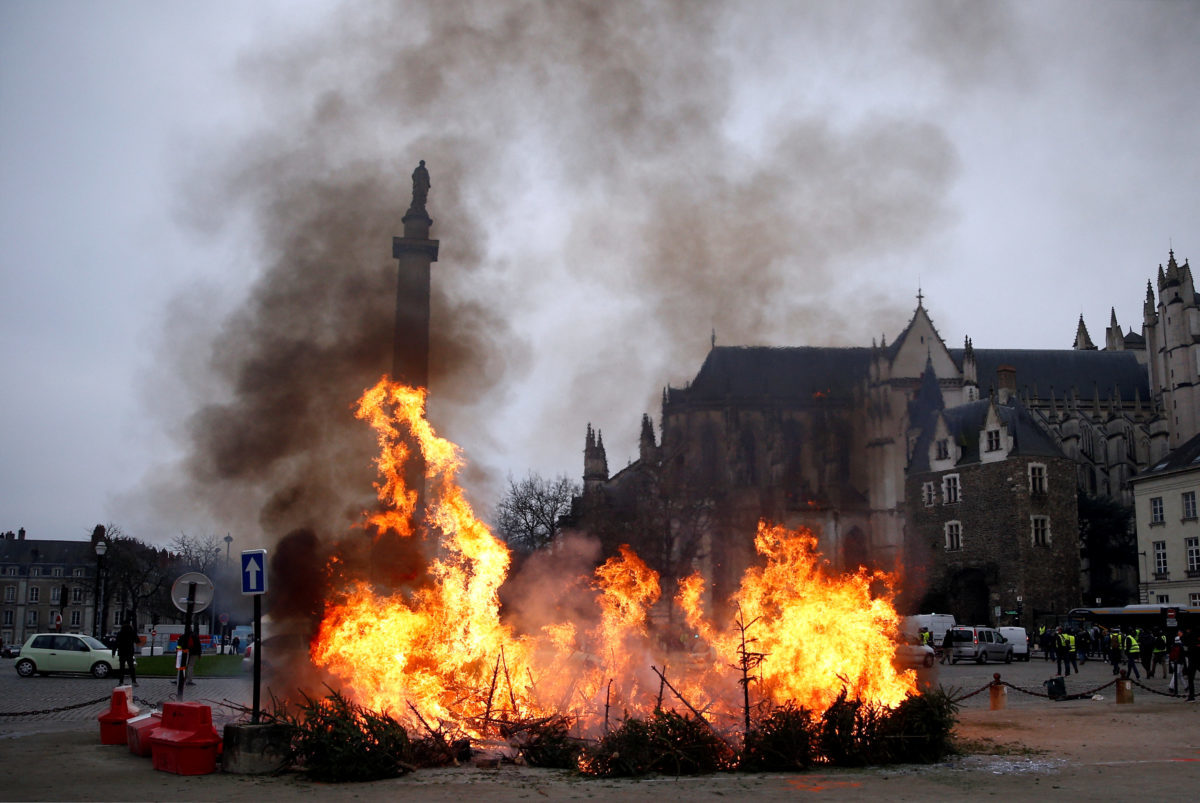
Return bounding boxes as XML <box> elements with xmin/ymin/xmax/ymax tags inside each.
<box><xmin>127</xmin><ymin>712</ymin><xmax>163</xmax><ymax>757</ymax></box>
<box><xmin>148</xmin><ymin>701</ymin><xmax>222</xmax><ymax>775</ymax></box>
<box><xmin>97</xmin><ymin>686</ymin><xmax>141</xmax><ymax>745</ymax></box>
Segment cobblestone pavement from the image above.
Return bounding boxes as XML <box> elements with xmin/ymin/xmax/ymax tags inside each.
<box><xmin>0</xmin><ymin>657</ymin><xmax>253</xmax><ymax>737</ymax></box>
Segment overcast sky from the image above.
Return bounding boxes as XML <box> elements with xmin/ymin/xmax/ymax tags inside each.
<box><xmin>2</xmin><ymin>0</ymin><xmax>1198</xmax><ymax>549</ymax></box>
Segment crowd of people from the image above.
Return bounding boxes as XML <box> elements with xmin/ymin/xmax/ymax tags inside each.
<box><xmin>1035</xmin><ymin>622</ymin><xmax>1198</xmax><ymax>699</ymax></box>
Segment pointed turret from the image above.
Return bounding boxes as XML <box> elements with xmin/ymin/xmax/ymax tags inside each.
<box><xmin>639</xmin><ymin>413</ymin><xmax>657</xmax><ymax>463</ymax></box>
<box><xmin>962</xmin><ymin>336</ymin><xmax>977</xmax><ymax>399</ymax></box>
<box><xmin>1106</xmin><ymin>307</ymin><xmax>1125</xmax><ymax>350</ymax></box>
<box><xmin>584</xmin><ymin>423</ymin><xmax>609</xmax><ymax>491</ymax></box>
<box><xmin>1143</xmin><ymin>280</ymin><xmax>1157</xmax><ymax>325</ymax></box>
<box><xmin>1073</xmin><ymin>315</ymin><xmax>1097</xmax><ymax>350</ymax></box>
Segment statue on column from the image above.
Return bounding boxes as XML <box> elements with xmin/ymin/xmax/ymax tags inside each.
<box><xmin>409</xmin><ymin>159</ymin><xmax>431</xmax><ymax>215</ymax></box>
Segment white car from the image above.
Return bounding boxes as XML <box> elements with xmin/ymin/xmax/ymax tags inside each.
<box><xmin>13</xmin><ymin>633</ymin><xmax>115</xmax><ymax>678</ymax></box>
<box><xmin>895</xmin><ymin>642</ymin><xmax>936</xmax><ymax>668</ymax></box>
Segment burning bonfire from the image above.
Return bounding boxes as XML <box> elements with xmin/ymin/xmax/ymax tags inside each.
<box><xmin>306</xmin><ymin>376</ymin><xmax>920</xmax><ymax>753</ymax></box>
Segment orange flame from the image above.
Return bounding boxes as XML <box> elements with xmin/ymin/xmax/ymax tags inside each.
<box><xmin>311</xmin><ymin>377</ymin><xmax>916</xmax><ymax>735</ymax></box>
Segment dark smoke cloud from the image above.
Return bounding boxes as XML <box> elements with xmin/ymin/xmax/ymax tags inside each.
<box><xmin>147</xmin><ymin>0</ymin><xmax>1031</xmax><ymax>546</ymax></box>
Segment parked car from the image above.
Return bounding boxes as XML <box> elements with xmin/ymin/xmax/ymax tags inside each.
<box><xmin>947</xmin><ymin>625</ymin><xmax>1013</xmax><ymax>664</ymax></box>
<box><xmin>1</xmin><ymin>644</ymin><xmax>21</xmax><ymax>658</ymax></box>
<box><xmin>13</xmin><ymin>633</ymin><xmax>115</xmax><ymax>678</ymax></box>
<box><xmin>997</xmin><ymin>626</ymin><xmax>1031</xmax><ymax>661</ymax></box>
<box><xmin>895</xmin><ymin>641</ymin><xmax>936</xmax><ymax>668</ymax></box>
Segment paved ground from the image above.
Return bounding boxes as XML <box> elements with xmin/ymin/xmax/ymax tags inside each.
<box><xmin>1</xmin><ymin>652</ymin><xmax>1196</xmax><ymax>800</ymax></box>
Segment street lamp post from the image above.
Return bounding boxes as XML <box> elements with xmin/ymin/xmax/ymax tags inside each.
<box><xmin>93</xmin><ymin>537</ymin><xmax>108</xmax><ymax>639</ymax></box>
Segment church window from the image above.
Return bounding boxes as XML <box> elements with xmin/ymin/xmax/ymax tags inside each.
<box><xmin>1153</xmin><ymin>540</ymin><xmax>1168</xmax><ymax>576</ymax></box>
<box><xmin>985</xmin><ymin>429</ymin><xmax>1000</xmax><ymax>451</ymax></box>
<box><xmin>942</xmin><ymin>474</ymin><xmax>961</xmax><ymax>504</ymax></box>
<box><xmin>936</xmin><ymin>439</ymin><xmax>950</xmax><ymax>460</ymax></box>
<box><xmin>945</xmin><ymin>521</ymin><xmax>962</xmax><ymax>551</ymax></box>
<box><xmin>1150</xmin><ymin>497</ymin><xmax>1164</xmax><ymax>524</ymax></box>
<box><xmin>1029</xmin><ymin>464</ymin><xmax>1047</xmax><ymax>495</ymax></box>
<box><xmin>1031</xmin><ymin>516</ymin><xmax>1050</xmax><ymax>546</ymax></box>
<box><xmin>1183</xmin><ymin>491</ymin><xmax>1197</xmax><ymax>521</ymax></box>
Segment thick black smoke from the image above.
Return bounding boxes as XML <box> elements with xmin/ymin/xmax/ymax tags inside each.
<box><xmin>146</xmin><ymin>0</ymin><xmax>1047</xmax><ymax>549</ymax></box>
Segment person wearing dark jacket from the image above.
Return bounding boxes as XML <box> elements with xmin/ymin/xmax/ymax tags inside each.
<box><xmin>113</xmin><ymin>620</ymin><xmax>138</xmax><ymax>686</ymax></box>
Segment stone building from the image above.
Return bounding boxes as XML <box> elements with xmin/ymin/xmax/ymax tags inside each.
<box><xmin>1130</xmin><ymin>432</ymin><xmax>1200</xmax><ymax>608</ymax></box>
<box><xmin>566</xmin><ymin>250</ymin><xmax>1198</xmax><ymax>626</ymax></box>
<box><xmin>0</xmin><ymin>529</ymin><xmax>102</xmax><ymax>646</ymax></box>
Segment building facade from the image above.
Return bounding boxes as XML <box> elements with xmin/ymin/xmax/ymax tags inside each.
<box><xmin>1131</xmin><ymin>432</ymin><xmax>1200</xmax><ymax>607</ymax></box>
<box><xmin>0</xmin><ymin>529</ymin><xmax>102</xmax><ymax>646</ymax></box>
<box><xmin>567</xmin><ymin>250</ymin><xmax>1198</xmax><ymax>627</ymax></box>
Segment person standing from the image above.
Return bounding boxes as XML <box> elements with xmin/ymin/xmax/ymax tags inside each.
<box><xmin>113</xmin><ymin>619</ymin><xmax>138</xmax><ymax>687</ymax></box>
<box><xmin>1150</xmin><ymin>630</ymin><xmax>1169</xmax><ymax>679</ymax></box>
<box><xmin>1168</xmin><ymin>633</ymin><xmax>1185</xmax><ymax>695</ymax></box>
<box><xmin>1185</xmin><ymin>627</ymin><xmax>1199</xmax><ymax>702</ymax></box>
<box><xmin>184</xmin><ymin>631</ymin><xmax>201</xmax><ymax>686</ymax></box>
<box><xmin>1110</xmin><ymin>630</ymin><xmax>1124</xmax><ymax>675</ymax></box>
<box><xmin>1124</xmin><ymin>630</ymin><xmax>1141</xmax><ymax>679</ymax></box>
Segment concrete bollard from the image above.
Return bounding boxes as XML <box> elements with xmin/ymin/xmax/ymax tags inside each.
<box><xmin>1116</xmin><ymin>669</ymin><xmax>1134</xmax><ymax>704</ymax></box>
<box><xmin>989</xmin><ymin>672</ymin><xmax>1006</xmax><ymax>710</ymax></box>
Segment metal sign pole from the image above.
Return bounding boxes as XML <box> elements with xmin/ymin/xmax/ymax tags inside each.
<box><xmin>177</xmin><ymin>582</ymin><xmax>197</xmax><ymax>700</ymax></box>
<box><xmin>252</xmin><ymin>594</ymin><xmax>262</xmax><ymax>724</ymax></box>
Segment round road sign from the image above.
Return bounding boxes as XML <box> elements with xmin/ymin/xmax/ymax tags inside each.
<box><xmin>170</xmin><ymin>572</ymin><xmax>215</xmax><ymax>613</ymax></box>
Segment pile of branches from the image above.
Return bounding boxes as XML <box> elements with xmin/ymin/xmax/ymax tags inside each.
<box><xmin>743</xmin><ymin>687</ymin><xmax>959</xmax><ymax>771</ymax></box>
<box><xmin>579</xmin><ymin>709</ymin><xmax>736</xmax><ymax>777</ymax></box>
<box><xmin>500</xmin><ymin>714</ymin><xmax>585</xmax><ymax>769</ymax></box>
<box><xmin>263</xmin><ymin>688</ymin><xmax>469</xmax><ymax>782</ymax></box>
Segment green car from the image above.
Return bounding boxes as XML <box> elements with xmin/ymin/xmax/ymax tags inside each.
<box><xmin>14</xmin><ymin>633</ymin><xmax>115</xmax><ymax>678</ymax></box>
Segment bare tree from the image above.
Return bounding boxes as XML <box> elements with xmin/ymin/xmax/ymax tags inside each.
<box><xmin>101</xmin><ymin>525</ymin><xmax>172</xmax><ymax>632</ymax></box>
<box><xmin>495</xmin><ymin>472</ymin><xmax>580</xmax><ymax>552</ymax></box>
<box><xmin>170</xmin><ymin>532</ymin><xmax>225</xmax><ymax>575</ymax></box>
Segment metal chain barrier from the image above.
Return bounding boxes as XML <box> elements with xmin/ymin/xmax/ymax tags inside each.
<box><xmin>1129</xmin><ymin>677</ymin><xmax>1185</xmax><ymax>698</ymax></box>
<box><xmin>948</xmin><ymin>675</ymin><xmax>1120</xmax><ymax>703</ymax></box>
<box><xmin>0</xmin><ymin>693</ymin><xmax>112</xmax><ymax>717</ymax></box>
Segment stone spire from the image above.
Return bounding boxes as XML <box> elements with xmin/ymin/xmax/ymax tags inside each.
<box><xmin>1073</xmin><ymin>315</ymin><xmax>1097</xmax><ymax>350</ymax></box>
<box><xmin>639</xmin><ymin>413</ymin><xmax>657</xmax><ymax>463</ymax></box>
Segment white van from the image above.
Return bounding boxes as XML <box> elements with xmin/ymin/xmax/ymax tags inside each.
<box><xmin>902</xmin><ymin>613</ymin><xmax>957</xmax><ymax>644</ymax></box>
<box><xmin>997</xmin><ymin>626</ymin><xmax>1031</xmax><ymax>661</ymax></box>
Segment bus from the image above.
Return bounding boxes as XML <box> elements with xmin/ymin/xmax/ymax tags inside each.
<box><xmin>1067</xmin><ymin>604</ymin><xmax>1200</xmax><ymax>632</ymax></box>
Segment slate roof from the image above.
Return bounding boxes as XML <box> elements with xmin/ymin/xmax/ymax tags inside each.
<box><xmin>0</xmin><ymin>538</ymin><xmax>97</xmax><ymax>572</ymax></box>
<box><xmin>1136</xmin><ymin>431</ymin><xmax>1200</xmax><ymax>478</ymax></box>
<box><xmin>908</xmin><ymin>398</ymin><xmax>1067</xmax><ymax>473</ymax></box>
<box><xmin>677</xmin><ymin>346</ymin><xmax>872</xmax><ymax>403</ymax></box>
<box><xmin>955</xmin><ymin>348</ymin><xmax>1150</xmax><ymax>403</ymax></box>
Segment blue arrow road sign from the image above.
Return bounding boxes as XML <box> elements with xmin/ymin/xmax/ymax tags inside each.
<box><xmin>241</xmin><ymin>549</ymin><xmax>268</xmax><ymax>595</ymax></box>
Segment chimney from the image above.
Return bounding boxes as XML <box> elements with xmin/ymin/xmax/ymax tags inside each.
<box><xmin>18</xmin><ymin>527</ymin><xmax>26</xmax><ymax>540</ymax></box>
<box><xmin>996</xmin><ymin>365</ymin><xmax>1017</xmax><ymax>404</ymax></box>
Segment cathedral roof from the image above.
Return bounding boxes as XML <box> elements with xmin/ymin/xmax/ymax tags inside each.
<box><xmin>678</xmin><ymin>346</ymin><xmax>872</xmax><ymax>404</ymax></box>
<box><xmin>952</xmin><ymin>348</ymin><xmax>1149</xmax><ymax>403</ymax></box>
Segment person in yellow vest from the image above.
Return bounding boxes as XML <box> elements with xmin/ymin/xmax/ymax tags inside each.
<box><xmin>1055</xmin><ymin>627</ymin><xmax>1077</xmax><ymax>676</ymax></box>
<box><xmin>1123</xmin><ymin>631</ymin><xmax>1141</xmax><ymax>679</ymax></box>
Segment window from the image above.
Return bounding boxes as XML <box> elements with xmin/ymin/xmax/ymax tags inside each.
<box><xmin>73</xmin><ymin>568</ymin><xmax>84</xmax><ymax>578</ymax></box>
<box><xmin>1192</xmin><ymin>593</ymin><xmax>1200</xmax><ymax>608</ymax></box>
<box><xmin>1156</xmin><ymin>594</ymin><xmax>1170</xmax><ymax>604</ymax></box>
<box><xmin>1154</xmin><ymin>540</ymin><xmax>1168</xmax><ymax>576</ymax></box>
<box><xmin>27</xmin><ymin>587</ymin><xmax>39</xmax><ymax>603</ymax></box>
<box><xmin>1029</xmin><ymin>464</ymin><xmax>1047</xmax><ymax>495</ymax></box>
<box><xmin>1151</xmin><ymin>497</ymin><xmax>1164</xmax><ymax>524</ymax></box>
<box><xmin>70</xmin><ymin>610</ymin><xmax>81</xmax><ymax>627</ymax></box>
<box><xmin>50</xmin><ymin>586</ymin><xmax>60</xmax><ymax>603</ymax></box>
<box><xmin>1032</xmin><ymin>516</ymin><xmax>1051</xmax><ymax>547</ymax></box>
<box><xmin>3</xmin><ymin>586</ymin><xmax>13</xmax><ymax>602</ymax></box>
<box><xmin>1188</xmin><ymin>538</ymin><xmax>1200</xmax><ymax>575</ymax></box>
<box><xmin>985</xmin><ymin>429</ymin><xmax>1001</xmax><ymax>451</ymax></box>
<box><xmin>72</xmin><ymin>587</ymin><xmax>83</xmax><ymax>603</ymax></box>
<box><xmin>30</xmin><ymin>567</ymin><xmax>40</xmax><ymax>577</ymax></box>
<box><xmin>922</xmin><ymin>481</ymin><xmax>936</xmax><ymax>506</ymax></box>
<box><xmin>5</xmin><ymin>567</ymin><xmax>16</xmax><ymax>576</ymax></box>
<box><xmin>943</xmin><ymin>474</ymin><xmax>961</xmax><ymax>504</ymax></box>
<box><xmin>1184</xmin><ymin>491</ymin><xmax>1197</xmax><ymax>520</ymax></box>
<box><xmin>945</xmin><ymin>521</ymin><xmax>962</xmax><ymax>551</ymax></box>
<box><xmin>936</xmin><ymin>439</ymin><xmax>950</xmax><ymax>460</ymax></box>
<box><xmin>26</xmin><ymin>611</ymin><xmax>37</xmax><ymax>627</ymax></box>
<box><xmin>52</xmin><ymin>567</ymin><xmax>62</xmax><ymax>577</ymax></box>
<box><xmin>2</xmin><ymin>610</ymin><xmax>12</xmax><ymax>626</ymax></box>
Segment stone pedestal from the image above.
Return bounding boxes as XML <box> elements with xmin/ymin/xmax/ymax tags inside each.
<box><xmin>222</xmin><ymin>723</ymin><xmax>290</xmax><ymax>775</ymax></box>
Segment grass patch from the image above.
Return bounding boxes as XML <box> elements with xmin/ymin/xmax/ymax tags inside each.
<box><xmin>134</xmin><ymin>654</ymin><xmax>244</xmax><ymax>677</ymax></box>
